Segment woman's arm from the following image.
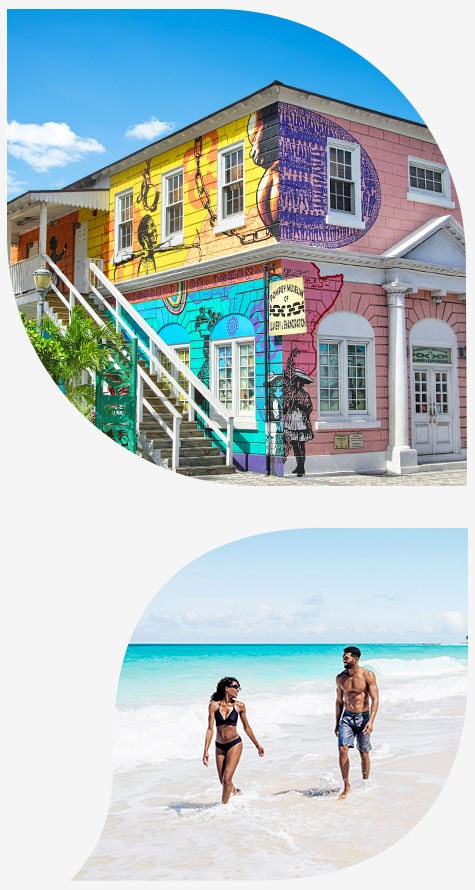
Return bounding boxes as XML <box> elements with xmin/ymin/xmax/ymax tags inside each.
<box><xmin>238</xmin><ymin>703</ymin><xmax>264</xmax><ymax>756</ymax></box>
<box><xmin>203</xmin><ymin>703</ymin><xmax>215</xmax><ymax>766</ymax></box>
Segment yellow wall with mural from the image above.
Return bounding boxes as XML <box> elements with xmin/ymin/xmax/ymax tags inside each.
<box><xmin>106</xmin><ymin>110</ymin><xmax>278</xmax><ymax>286</ymax></box>
<box><xmin>78</xmin><ymin>207</ymin><xmax>109</xmax><ymax>264</ymax></box>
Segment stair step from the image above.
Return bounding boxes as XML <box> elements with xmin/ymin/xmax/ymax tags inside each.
<box><xmin>174</xmin><ymin>454</ymin><xmax>226</xmax><ymax>468</ymax></box>
<box><xmin>141</xmin><ymin>424</ymin><xmax>212</xmax><ymax>437</ymax></box>
<box><xmin>145</xmin><ymin>436</ymin><xmax>215</xmax><ymax>450</ymax></box>
<box><xmin>176</xmin><ymin>465</ymin><xmax>236</xmax><ymax>476</ymax></box>
<box><xmin>149</xmin><ymin>445</ymin><xmax>218</xmax><ymax>458</ymax></box>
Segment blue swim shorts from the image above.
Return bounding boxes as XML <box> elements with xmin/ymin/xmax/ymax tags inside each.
<box><xmin>338</xmin><ymin>710</ymin><xmax>372</xmax><ymax>752</ymax></box>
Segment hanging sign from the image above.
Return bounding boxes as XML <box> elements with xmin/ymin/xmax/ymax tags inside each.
<box><xmin>269</xmin><ymin>277</ymin><xmax>307</xmax><ymax>335</ymax></box>
<box><xmin>412</xmin><ymin>346</ymin><xmax>451</xmax><ymax>364</ymax></box>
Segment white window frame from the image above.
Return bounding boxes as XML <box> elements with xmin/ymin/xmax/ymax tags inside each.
<box><xmin>215</xmin><ymin>141</ymin><xmax>246</xmax><ymax>233</ymax></box>
<box><xmin>114</xmin><ymin>187</ymin><xmax>134</xmax><ymax>261</ymax></box>
<box><xmin>316</xmin><ymin>335</ymin><xmax>380</xmax><ymax>430</ymax></box>
<box><xmin>160</xmin><ymin>166</ymin><xmax>184</xmax><ymax>248</ymax></box>
<box><xmin>407</xmin><ymin>156</ymin><xmax>455</xmax><ymax>208</ymax></box>
<box><xmin>210</xmin><ymin>336</ymin><xmax>256</xmax><ymax>428</ymax></box>
<box><xmin>326</xmin><ymin>138</ymin><xmax>365</xmax><ymax>230</ymax></box>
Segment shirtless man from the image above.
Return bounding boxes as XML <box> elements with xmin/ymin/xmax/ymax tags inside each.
<box><xmin>335</xmin><ymin>646</ymin><xmax>379</xmax><ymax>800</ymax></box>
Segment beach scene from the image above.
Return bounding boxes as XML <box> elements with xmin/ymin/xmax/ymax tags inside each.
<box><xmin>76</xmin><ymin>530</ymin><xmax>467</xmax><ymax>881</ymax></box>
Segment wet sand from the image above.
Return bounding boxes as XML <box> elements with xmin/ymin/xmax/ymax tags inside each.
<box><xmin>76</xmin><ymin>696</ymin><xmax>464</xmax><ymax>881</ymax></box>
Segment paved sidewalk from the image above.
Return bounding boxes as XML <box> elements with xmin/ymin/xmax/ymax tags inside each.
<box><xmin>201</xmin><ymin>466</ymin><xmax>466</xmax><ymax>486</ymax></box>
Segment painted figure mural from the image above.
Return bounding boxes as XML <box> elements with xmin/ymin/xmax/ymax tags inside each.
<box><xmin>283</xmin><ymin>348</ymin><xmax>314</xmax><ymax>476</ymax></box>
<box><xmin>247</xmin><ymin>104</ymin><xmax>279</xmax><ymax>238</ymax></box>
<box><xmin>136</xmin><ymin>158</ymin><xmax>160</xmax><ymax>213</ymax></box>
<box><xmin>137</xmin><ymin>214</ymin><xmax>158</xmax><ymax>275</ymax></box>
<box><xmin>49</xmin><ymin>234</ymin><xmax>68</xmax><ymax>292</ymax></box>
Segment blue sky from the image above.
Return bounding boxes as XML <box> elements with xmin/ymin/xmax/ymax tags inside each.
<box><xmin>7</xmin><ymin>9</ymin><xmax>423</xmax><ymax>198</ymax></box>
<box><xmin>133</xmin><ymin>529</ymin><xmax>467</xmax><ymax>644</ymax></box>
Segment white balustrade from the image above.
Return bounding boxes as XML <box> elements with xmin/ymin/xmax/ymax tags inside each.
<box><xmin>9</xmin><ymin>255</ymin><xmax>39</xmax><ymax>295</ymax></box>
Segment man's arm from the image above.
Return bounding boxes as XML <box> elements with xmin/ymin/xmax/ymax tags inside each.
<box><xmin>335</xmin><ymin>675</ymin><xmax>344</xmax><ymax>736</ymax></box>
<box><xmin>363</xmin><ymin>671</ymin><xmax>379</xmax><ymax>733</ymax></box>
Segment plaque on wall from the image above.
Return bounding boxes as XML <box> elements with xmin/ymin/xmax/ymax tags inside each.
<box><xmin>349</xmin><ymin>433</ymin><xmax>364</xmax><ymax>448</ymax></box>
<box><xmin>412</xmin><ymin>346</ymin><xmax>451</xmax><ymax>364</ymax></box>
<box><xmin>334</xmin><ymin>434</ymin><xmax>349</xmax><ymax>449</ymax></box>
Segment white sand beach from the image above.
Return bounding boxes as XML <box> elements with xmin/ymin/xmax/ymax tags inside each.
<box><xmin>76</xmin><ymin>680</ymin><xmax>465</xmax><ymax>881</ymax></box>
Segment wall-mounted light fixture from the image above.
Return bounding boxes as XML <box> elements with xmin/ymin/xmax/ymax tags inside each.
<box><xmin>458</xmin><ymin>346</ymin><xmax>466</xmax><ymax>360</ymax></box>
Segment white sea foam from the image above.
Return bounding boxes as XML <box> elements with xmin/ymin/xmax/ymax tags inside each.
<box><xmin>364</xmin><ymin>656</ymin><xmax>466</xmax><ymax>679</ymax></box>
<box><xmin>113</xmin><ymin>656</ymin><xmax>467</xmax><ymax>771</ymax></box>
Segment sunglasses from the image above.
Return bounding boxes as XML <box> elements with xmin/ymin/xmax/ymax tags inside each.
<box><xmin>228</xmin><ymin>684</ymin><xmax>240</xmax><ymax>690</ymax></box>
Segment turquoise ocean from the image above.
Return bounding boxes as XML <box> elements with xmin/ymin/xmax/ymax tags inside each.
<box><xmin>79</xmin><ymin>643</ymin><xmax>467</xmax><ymax>880</ymax></box>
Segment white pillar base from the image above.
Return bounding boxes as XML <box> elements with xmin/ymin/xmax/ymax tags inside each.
<box><xmin>386</xmin><ymin>445</ymin><xmax>418</xmax><ymax>475</ymax></box>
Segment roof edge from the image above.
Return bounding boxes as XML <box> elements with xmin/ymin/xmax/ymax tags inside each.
<box><xmin>63</xmin><ymin>80</ymin><xmax>427</xmax><ymax>191</ymax></box>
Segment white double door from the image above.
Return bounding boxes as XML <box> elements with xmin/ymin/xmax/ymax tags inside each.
<box><xmin>412</xmin><ymin>365</ymin><xmax>454</xmax><ymax>455</ymax></box>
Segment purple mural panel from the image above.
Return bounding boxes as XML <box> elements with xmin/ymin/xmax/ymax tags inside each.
<box><xmin>279</xmin><ymin>103</ymin><xmax>381</xmax><ymax>247</ymax></box>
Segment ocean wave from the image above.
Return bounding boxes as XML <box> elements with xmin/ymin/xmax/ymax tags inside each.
<box><xmin>113</xmin><ymin>657</ymin><xmax>467</xmax><ymax>771</ymax></box>
<box><xmin>364</xmin><ymin>656</ymin><xmax>466</xmax><ymax>680</ymax></box>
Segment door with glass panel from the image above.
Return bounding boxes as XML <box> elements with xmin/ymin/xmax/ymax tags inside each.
<box><xmin>412</xmin><ymin>365</ymin><xmax>453</xmax><ymax>455</ymax></box>
<box><xmin>160</xmin><ymin>345</ymin><xmax>190</xmax><ymax>408</ymax></box>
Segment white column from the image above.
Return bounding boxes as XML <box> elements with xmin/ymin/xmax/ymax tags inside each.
<box><xmin>383</xmin><ymin>282</ymin><xmax>418</xmax><ymax>474</ymax></box>
<box><xmin>39</xmin><ymin>203</ymin><xmax>48</xmax><ymax>259</ymax></box>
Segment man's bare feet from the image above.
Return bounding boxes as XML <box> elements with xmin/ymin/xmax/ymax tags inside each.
<box><xmin>232</xmin><ymin>786</ymin><xmax>241</xmax><ymax>795</ymax></box>
<box><xmin>338</xmin><ymin>785</ymin><xmax>350</xmax><ymax>800</ymax></box>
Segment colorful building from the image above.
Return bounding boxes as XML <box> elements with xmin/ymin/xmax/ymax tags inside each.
<box><xmin>8</xmin><ymin>81</ymin><xmax>466</xmax><ymax>476</ymax></box>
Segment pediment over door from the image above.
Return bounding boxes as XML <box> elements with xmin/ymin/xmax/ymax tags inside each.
<box><xmin>383</xmin><ymin>215</ymin><xmax>465</xmax><ymax>269</ymax></box>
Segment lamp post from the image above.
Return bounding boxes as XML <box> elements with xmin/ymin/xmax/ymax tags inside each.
<box><xmin>263</xmin><ymin>263</ymin><xmax>276</xmax><ymax>476</ymax></box>
<box><xmin>33</xmin><ymin>266</ymin><xmax>52</xmax><ymax>335</ymax></box>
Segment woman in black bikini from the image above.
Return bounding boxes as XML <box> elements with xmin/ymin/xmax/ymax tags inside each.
<box><xmin>202</xmin><ymin>677</ymin><xmax>264</xmax><ymax>804</ymax></box>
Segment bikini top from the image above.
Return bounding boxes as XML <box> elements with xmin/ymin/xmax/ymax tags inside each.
<box><xmin>215</xmin><ymin>703</ymin><xmax>239</xmax><ymax>726</ymax></box>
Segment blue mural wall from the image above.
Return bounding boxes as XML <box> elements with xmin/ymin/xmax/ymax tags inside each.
<box><xmin>124</xmin><ymin>265</ymin><xmax>284</xmax><ymax>473</ymax></box>
<box><xmin>279</xmin><ymin>102</ymin><xmax>381</xmax><ymax>247</ymax></box>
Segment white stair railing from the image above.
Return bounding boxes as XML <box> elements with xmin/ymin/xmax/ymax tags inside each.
<box><xmin>85</xmin><ymin>259</ymin><xmax>234</xmax><ymax>466</ymax></box>
<box><xmin>9</xmin><ymin>255</ymin><xmax>40</xmax><ymax>296</ymax></box>
<box><xmin>41</xmin><ymin>253</ymin><xmax>184</xmax><ymax>470</ymax></box>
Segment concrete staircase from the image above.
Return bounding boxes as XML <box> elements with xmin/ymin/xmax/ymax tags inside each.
<box><xmin>44</xmin><ymin>288</ymin><xmax>237</xmax><ymax>477</ymax></box>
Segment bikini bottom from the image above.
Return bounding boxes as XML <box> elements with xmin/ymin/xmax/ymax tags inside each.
<box><xmin>215</xmin><ymin>736</ymin><xmax>242</xmax><ymax>753</ymax></box>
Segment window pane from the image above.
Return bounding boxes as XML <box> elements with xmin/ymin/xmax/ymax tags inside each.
<box><xmin>217</xmin><ymin>345</ymin><xmax>233</xmax><ymax>410</ymax></box>
<box><xmin>319</xmin><ymin>341</ymin><xmax>340</xmax><ymax>412</ymax></box>
<box><xmin>348</xmin><ymin>343</ymin><xmax>366</xmax><ymax>411</ymax></box>
<box><xmin>222</xmin><ymin>148</ymin><xmax>244</xmax><ymax>218</ymax></box>
<box><xmin>409</xmin><ymin>163</ymin><xmax>444</xmax><ymax>194</ymax></box>
<box><xmin>238</xmin><ymin>341</ymin><xmax>255</xmax><ymax>412</ymax></box>
<box><xmin>165</xmin><ymin>172</ymin><xmax>183</xmax><ymax>235</ymax></box>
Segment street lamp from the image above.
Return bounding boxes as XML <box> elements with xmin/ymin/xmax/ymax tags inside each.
<box><xmin>33</xmin><ymin>266</ymin><xmax>52</xmax><ymax>333</ymax></box>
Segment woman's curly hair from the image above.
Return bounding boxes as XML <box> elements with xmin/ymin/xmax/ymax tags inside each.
<box><xmin>210</xmin><ymin>677</ymin><xmax>240</xmax><ymax>702</ymax></box>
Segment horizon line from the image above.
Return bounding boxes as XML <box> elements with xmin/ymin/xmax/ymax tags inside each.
<box><xmin>128</xmin><ymin>640</ymin><xmax>467</xmax><ymax>646</ymax></box>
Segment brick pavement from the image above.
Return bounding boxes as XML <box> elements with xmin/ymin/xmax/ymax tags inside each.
<box><xmin>200</xmin><ymin>466</ymin><xmax>466</xmax><ymax>486</ymax></box>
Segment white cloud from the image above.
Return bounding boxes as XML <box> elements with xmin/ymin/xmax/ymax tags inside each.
<box><xmin>441</xmin><ymin>610</ymin><xmax>465</xmax><ymax>632</ymax></box>
<box><xmin>7</xmin><ymin>170</ymin><xmax>26</xmax><ymax>196</ymax></box>
<box><xmin>7</xmin><ymin>121</ymin><xmax>106</xmax><ymax>172</ymax></box>
<box><xmin>303</xmin><ymin>623</ymin><xmax>327</xmax><ymax>634</ymax></box>
<box><xmin>125</xmin><ymin>117</ymin><xmax>175</xmax><ymax>141</ymax></box>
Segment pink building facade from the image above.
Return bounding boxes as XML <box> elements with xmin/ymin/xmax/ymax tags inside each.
<box><xmin>275</xmin><ymin>90</ymin><xmax>465</xmax><ymax>475</ymax></box>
